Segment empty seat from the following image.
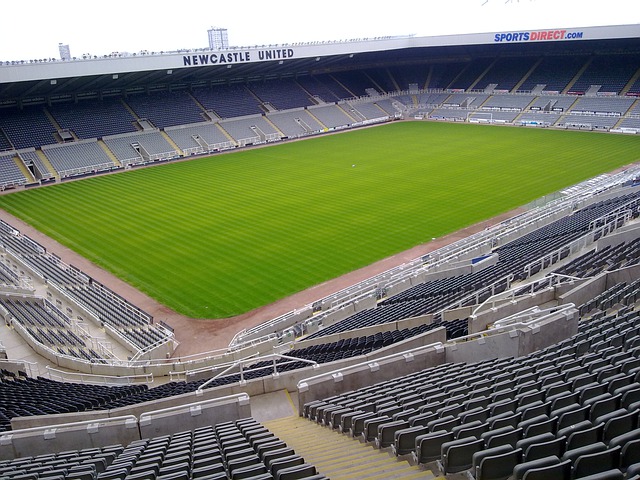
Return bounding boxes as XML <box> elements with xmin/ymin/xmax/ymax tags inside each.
<box><xmin>566</xmin><ymin>423</ymin><xmax>604</xmax><ymax>450</ymax></box>
<box><xmin>414</xmin><ymin>430</ymin><xmax>455</xmax><ymax>464</ymax></box>
<box><xmin>440</xmin><ymin>437</ymin><xmax>484</xmax><ymax>474</ymax></box>
<box><xmin>572</xmin><ymin>445</ymin><xmax>621</xmax><ymax>479</ymax></box>
<box><xmin>392</xmin><ymin>425</ymin><xmax>428</xmax><ymax>456</ymax></box>
<box><xmin>472</xmin><ymin>445</ymin><xmax>522</xmax><ymax>480</ymax></box>
<box><xmin>523</xmin><ymin>435</ymin><xmax>566</xmax><ymax>462</ymax></box>
<box><xmin>513</xmin><ymin>455</ymin><xmax>564</xmax><ymax>480</ymax></box>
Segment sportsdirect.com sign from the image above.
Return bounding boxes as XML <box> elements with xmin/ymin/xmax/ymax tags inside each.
<box><xmin>494</xmin><ymin>29</ymin><xmax>584</xmax><ymax>43</ymax></box>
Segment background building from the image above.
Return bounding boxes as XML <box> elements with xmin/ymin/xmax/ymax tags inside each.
<box><xmin>207</xmin><ymin>27</ymin><xmax>228</xmax><ymax>50</ymax></box>
<box><xmin>58</xmin><ymin>43</ymin><xmax>70</xmax><ymax>60</ymax></box>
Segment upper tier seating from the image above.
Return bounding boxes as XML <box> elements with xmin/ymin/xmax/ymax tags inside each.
<box><xmin>249</xmin><ymin>79</ymin><xmax>314</xmax><ymax>110</ymax></box>
<box><xmin>519</xmin><ymin>55</ymin><xmax>589</xmax><ymax>93</ymax></box>
<box><xmin>569</xmin><ymin>55</ymin><xmax>640</xmax><ymax>95</ymax></box>
<box><xmin>428</xmin><ymin>62</ymin><xmax>468</xmax><ymax>90</ymax></box>
<box><xmin>475</xmin><ymin>57</ymin><xmax>538</xmax><ymax>92</ymax></box>
<box><xmin>388</xmin><ymin>64</ymin><xmax>431</xmax><ymax>91</ymax></box>
<box><xmin>47</xmin><ymin>98</ymin><xmax>137</xmax><ymax>139</ymax></box>
<box><xmin>0</xmin><ymin>107</ymin><xmax>57</xmax><ymax>149</ymax></box>
<box><xmin>125</xmin><ymin>91</ymin><xmax>205</xmax><ymax>128</ymax></box>
<box><xmin>449</xmin><ymin>58</ymin><xmax>494</xmax><ymax>91</ymax></box>
<box><xmin>296</xmin><ymin>75</ymin><xmax>348</xmax><ymax>103</ymax></box>
<box><xmin>330</xmin><ymin>71</ymin><xmax>375</xmax><ymax>97</ymax></box>
<box><xmin>0</xmin><ymin>131</ymin><xmax>12</xmax><ymax>152</ymax></box>
<box><xmin>192</xmin><ymin>84</ymin><xmax>264</xmax><ymax>119</ymax></box>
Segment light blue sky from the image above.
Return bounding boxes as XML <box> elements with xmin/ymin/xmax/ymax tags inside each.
<box><xmin>2</xmin><ymin>0</ymin><xmax>638</xmax><ymax>61</ymax></box>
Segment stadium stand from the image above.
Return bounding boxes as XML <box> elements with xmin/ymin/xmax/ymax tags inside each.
<box><xmin>449</xmin><ymin>58</ymin><xmax>495</xmax><ymax>91</ymax></box>
<box><xmin>219</xmin><ymin>115</ymin><xmax>281</xmax><ymax>145</ymax></box>
<box><xmin>103</xmin><ymin>131</ymin><xmax>178</xmax><ymax>166</ymax></box>
<box><xmin>164</xmin><ymin>122</ymin><xmax>235</xmax><ymax>153</ymax></box>
<box><xmin>41</xmin><ymin>140</ymin><xmax>116</xmax><ymax>177</ymax></box>
<box><xmin>0</xmin><ymin>106</ymin><xmax>57</xmax><ymax>150</ymax></box>
<box><xmin>266</xmin><ymin>110</ymin><xmax>325</xmax><ymax>138</ymax></box>
<box><xmin>2</xmin><ymin>24</ymin><xmax>640</xmax><ymax>480</ymax></box>
<box><xmin>0</xmin><ymin>154</ymin><xmax>28</xmax><ymax>189</ymax></box>
<box><xmin>124</xmin><ymin>91</ymin><xmax>206</xmax><ymax>129</ymax></box>
<box><xmin>47</xmin><ymin>98</ymin><xmax>138</xmax><ymax>140</ymax></box>
<box><xmin>518</xmin><ymin>55</ymin><xmax>590</xmax><ymax>93</ymax></box>
<box><xmin>191</xmin><ymin>84</ymin><xmax>264</xmax><ymax>119</ymax></box>
<box><xmin>474</xmin><ymin>57</ymin><xmax>538</xmax><ymax>92</ymax></box>
<box><xmin>568</xmin><ymin>54</ymin><xmax>640</xmax><ymax>95</ymax></box>
<box><xmin>306</xmin><ymin>104</ymin><xmax>354</xmax><ymax>129</ymax></box>
<box><xmin>296</xmin><ymin>74</ymin><xmax>348</xmax><ymax>103</ymax></box>
<box><xmin>249</xmin><ymin>79</ymin><xmax>315</xmax><ymax>111</ymax></box>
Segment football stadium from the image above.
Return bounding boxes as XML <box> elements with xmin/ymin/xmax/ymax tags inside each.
<box><xmin>0</xmin><ymin>17</ymin><xmax>639</xmax><ymax>480</ymax></box>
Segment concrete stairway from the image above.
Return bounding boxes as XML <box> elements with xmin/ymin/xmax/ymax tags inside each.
<box><xmin>263</xmin><ymin>415</ymin><xmax>442</xmax><ymax>480</ymax></box>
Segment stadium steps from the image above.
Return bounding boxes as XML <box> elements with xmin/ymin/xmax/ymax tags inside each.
<box><xmin>512</xmin><ymin>56</ymin><xmax>544</xmax><ymax>92</ymax></box>
<box><xmin>120</xmin><ymin>98</ymin><xmax>141</xmax><ymax>121</ymax></box>
<box><xmin>621</xmin><ymin>68</ymin><xmax>640</xmax><ymax>96</ymax></box>
<box><xmin>423</xmin><ymin>65</ymin><xmax>433</xmax><ymax>90</ymax></box>
<box><xmin>512</xmin><ymin>96</ymin><xmax>541</xmax><ymax>124</ymax></box>
<box><xmin>338</xmin><ymin>104</ymin><xmax>358</xmax><ymax>123</ymax></box>
<box><xmin>467</xmin><ymin>57</ymin><xmax>498</xmax><ymax>91</ymax></box>
<box><xmin>262</xmin><ymin>415</ymin><xmax>443</xmax><ymax>480</ymax></box>
<box><xmin>306</xmin><ymin>109</ymin><xmax>328</xmax><ymax>130</ymax></box>
<box><xmin>263</xmin><ymin>115</ymin><xmax>285</xmax><ymax>138</ymax></box>
<box><xmin>386</xmin><ymin>68</ymin><xmax>402</xmax><ymax>92</ymax></box>
<box><xmin>562</xmin><ymin>56</ymin><xmax>593</xmax><ymax>94</ymax></box>
<box><xmin>215</xmin><ymin>123</ymin><xmax>239</xmax><ymax>146</ymax></box>
<box><xmin>36</xmin><ymin>149</ymin><xmax>59</xmax><ymax>180</ymax></box>
<box><xmin>98</xmin><ymin>139</ymin><xmax>122</xmax><ymax>167</ymax></box>
<box><xmin>160</xmin><ymin>131</ymin><xmax>182</xmax><ymax>155</ymax></box>
<box><xmin>13</xmin><ymin>154</ymin><xmax>36</xmax><ymax>183</ymax></box>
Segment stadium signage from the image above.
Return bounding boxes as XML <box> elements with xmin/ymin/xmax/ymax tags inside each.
<box><xmin>182</xmin><ymin>48</ymin><xmax>295</xmax><ymax>66</ymax></box>
<box><xmin>494</xmin><ymin>29</ymin><xmax>584</xmax><ymax>43</ymax></box>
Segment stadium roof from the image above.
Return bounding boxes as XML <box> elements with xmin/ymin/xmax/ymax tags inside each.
<box><xmin>1</xmin><ymin>24</ymin><xmax>639</xmax><ymax>106</ymax></box>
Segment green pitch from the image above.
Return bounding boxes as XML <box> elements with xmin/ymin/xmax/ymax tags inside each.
<box><xmin>0</xmin><ymin>122</ymin><xmax>638</xmax><ymax>318</ymax></box>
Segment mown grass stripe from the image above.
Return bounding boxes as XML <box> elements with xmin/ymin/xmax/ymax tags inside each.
<box><xmin>0</xmin><ymin>122</ymin><xmax>637</xmax><ymax>318</ymax></box>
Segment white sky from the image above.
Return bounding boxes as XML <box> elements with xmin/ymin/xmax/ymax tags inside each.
<box><xmin>2</xmin><ymin>0</ymin><xmax>638</xmax><ymax>61</ymax></box>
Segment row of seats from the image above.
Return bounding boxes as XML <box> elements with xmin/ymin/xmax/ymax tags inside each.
<box><xmin>302</xmin><ymin>301</ymin><xmax>640</xmax><ymax>479</ymax></box>
<box><xmin>0</xmin><ymin>418</ymin><xmax>325</xmax><ymax>479</ymax></box>
<box><xmin>2</xmin><ymin>50</ymin><xmax>639</xmax><ymax>150</ymax></box>
<box><xmin>305</xmin><ymin>191</ymin><xmax>640</xmax><ymax>340</ymax></box>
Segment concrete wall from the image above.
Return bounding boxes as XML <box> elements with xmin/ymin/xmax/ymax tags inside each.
<box><xmin>596</xmin><ymin>222</ymin><xmax>640</xmax><ymax>250</ymax></box>
<box><xmin>296</xmin><ymin>344</ymin><xmax>446</xmax><ymax>415</ymax></box>
<box><xmin>447</xmin><ymin>308</ymin><xmax>579</xmax><ymax>365</ymax></box>
<box><xmin>139</xmin><ymin>394</ymin><xmax>251</xmax><ymax>438</ymax></box>
<box><xmin>605</xmin><ymin>264</ymin><xmax>640</xmax><ymax>289</ymax></box>
<box><xmin>3</xmin><ymin>394</ymin><xmax>252</xmax><ymax>460</ymax></box>
<box><xmin>557</xmin><ymin>272</ymin><xmax>608</xmax><ymax>308</ymax></box>
<box><xmin>468</xmin><ymin>288</ymin><xmax>556</xmax><ymax>334</ymax></box>
<box><xmin>0</xmin><ymin>416</ymin><xmax>140</xmax><ymax>460</ymax></box>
